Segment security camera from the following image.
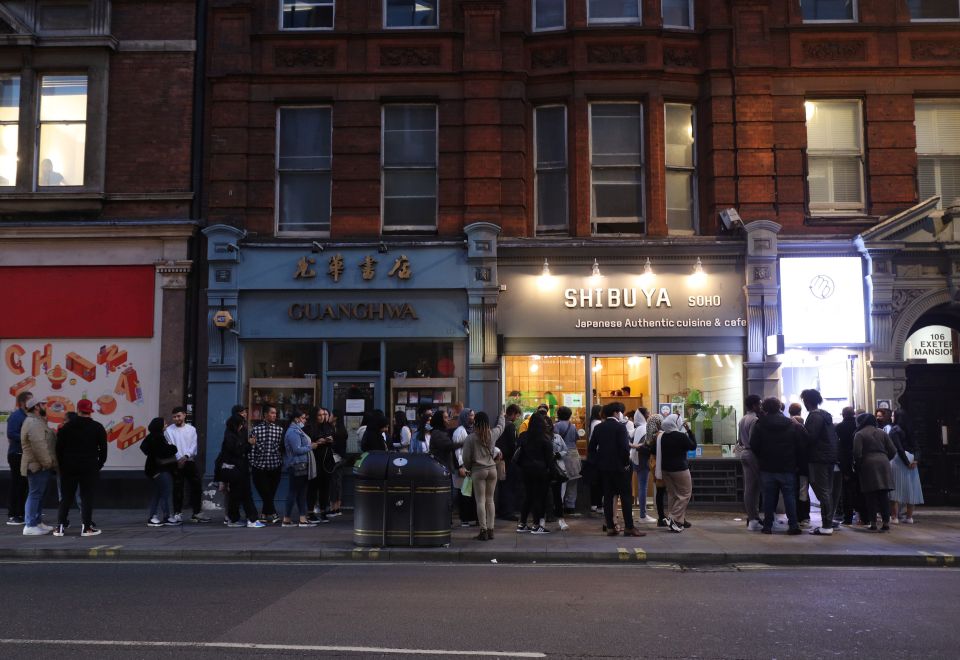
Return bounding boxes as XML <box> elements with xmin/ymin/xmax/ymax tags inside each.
<box><xmin>378</xmin><ymin>242</ymin><xmax>388</xmax><ymax>254</ymax></box>
<box><xmin>225</xmin><ymin>242</ymin><xmax>240</xmax><ymax>253</ymax></box>
<box><xmin>312</xmin><ymin>241</ymin><xmax>324</xmax><ymax>253</ymax></box>
<box><xmin>719</xmin><ymin>208</ymin><xmax>743</xmax><ymax>231</ymax></box>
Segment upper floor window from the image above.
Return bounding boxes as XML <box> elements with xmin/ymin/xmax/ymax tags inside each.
<box><xmin>385</xmin><ymin>0</ymin><xmax>438</xmax><ymax>28</ymax></box>
<box><xmin>588</xmin><ymin>0</ymin><xmax>641</xmax><ymax>25</ymax></box>
<box><xmin>281</xmin><ymin>0</ymin><xmax>335</xmax><ymax>30</ymax></box>
<box><xmin>805</xmin><ymin>99</ymin><xmax>864</xmax><ymax>214</ymax></box>
<box><xmin>533</xmin><ymin>0</ymin><xmax>565</xmax><ymax>31</ymax></box>
<box><xmin>665</xmin><ymin>103</ymin><xmax>697</xmax><ymax>234</ymax></box>
<box><xmin>276</xmin><ymin>107</ymin><xmax>332</xmax><ymax>235</ymax></box>
<box><xmin>382</xmin><ymin>105</ymin><xmax>437</xmax><ymax>231</ymax></box>
<box><xmin>0</xmin><ymin>77</ymin><xmax>20</xmax><ymax>187</ymax></box>
<box><xmin>590</xmin><ymin>103</ymin><xmax>644</xmax><ymax>234</ymax></box>
<box><xmin>908</xmin><ymin>1</ymin><xmax>960</xmax><ymax>20</ymax></box>
<box><xmin>800</xmin><ymin>0</ymin><xmax>857</xmax><ymax>22</ymax></box>
<box><xmin>37</xmin><ymin>75</ymin><xmax>87</xmax><ymax>188</ymax></box>
<box><xmin>915</xmin><ymin>100</ymin><xmax>960</xmax><ymax>209</ymax></box>
<box><xmin>534</xmin><ymin>105</ymin><xmax>568</xmax><ymax>232</ymax></box>
<box><xmin>663</xmin><ymin>0</ymin><xmax>693</xmax><ymax>28</ymax></box>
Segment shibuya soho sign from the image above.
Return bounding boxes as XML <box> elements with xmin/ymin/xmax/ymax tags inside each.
<box><xmin>498</xmin><ymin>266</ymin><xmax>747</xmax><ymax>338</ymax></box>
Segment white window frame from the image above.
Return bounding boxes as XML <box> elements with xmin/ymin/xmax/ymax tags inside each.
<box><xmin>907</xmin><ymin>0</ymin><xmax>960</xmax><ymax>22</ymax></box>
<box><xmin>279</xmin><ymin>0</ymin><xmax>336</xmax><ymax>31</ymax></box>
<box><xmin>384</xmin><ymin>0</ymin><xmax>439</xmax><ymax>29</ymax></box>
<box><xmin>533</xmin><ymin>0</ymin><xmax>566</xmax><ymax>32</ymax></box>
<box><xmin>534</xmin><ymin>105</ymin><xmax>569</xmax><ymax>233</ymax></box>
<box><xmin>381</xmin><ymin>103</ymin><xmax>438</xmax><ymax>233</ymax></box>
<box><xmin>589</xmin><ymin>101</ymin><xmax>645</xmax><ymax>234</ymax></box>
<box><xmin>35</xmin><ymin>73</ymin><xmax>88</xmax><ymax>190</ymax></box>
<box><xmin>662</xmin><ymin>0</ymin><xmax>694</xmax><ymax>29</ymax></box>
<box><xmin>0</xmin><ymin>75</ymin><xmax>20</xmax><ymax>187</ymax></box>
<box><xmin>800</xmin><ymin>0</ymin><xmax>858</xmax><ymax>23</ymax></box>
<box><xmin>915</xmin><ymin>99</ymin><xmax>960</xmax><ymax>209</ymax></box>
<box><xmin>274</xmin><ymin>105</ymin><xmax>334</xmax><ymax>237</ymax></box>
<box><xmin>805</xmin><ymin>99</ymin><xmax>865</xmax><ymax>215</ymax></box>
<box><xmin>664</xmin><ymin>102</ymin><xmax>698</xmax><ymax>235</ymax></box>
<box><xmin>587</xmin><ymin>0</ymin><xmax>642</xmax><ymax>25</ymax></box>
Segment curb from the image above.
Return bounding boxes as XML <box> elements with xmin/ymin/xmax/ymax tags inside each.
<box><xmin>0</xmin><ymin>546</ymin><xmax>955</xmax><ymax>568</ymax></box>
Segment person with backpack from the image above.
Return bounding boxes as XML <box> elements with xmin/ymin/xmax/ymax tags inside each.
<box><xmin>554</xmin><ymin>406</ymin><xmax>582</xmax><ymax>516</ymax></box>
<box><xmin>801</xmin><ymin>389</ymin><xmax>839</xmax><ymax>536</ymax></box>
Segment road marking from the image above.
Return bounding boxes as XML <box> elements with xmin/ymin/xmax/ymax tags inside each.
<box><xmin>634</xmin><ymin>547</ymin><xmax>646</xmax><ymax>562</ymax></box>
<box><xmin>617</xmin><ymin>547</ymin><xmax>629</xmax><ymax>561</ymax></box>
<box><xmin>936</xmin><ymin>552</ymin><xmax>955</xmax><ymax>566</ymax></box>
<box><xmin>0</xmin><ymin>638</ymin><xmax>546</xmax><ymax>657</ymax></box>
<box><xmin>919</xmin><ymin>551</ymin><xmax>940</xmax><ymax>566</ymax></box>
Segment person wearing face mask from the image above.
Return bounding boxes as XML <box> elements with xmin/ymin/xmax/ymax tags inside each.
<box><xmin>282</xmin><ymin>409</ymin><xmax>320</xmax><ymax>528</ymax></box>
<box><xmin>651</xmin><ymin>414</ymin><xmax>697</xmax><ymax>533</ymax></box>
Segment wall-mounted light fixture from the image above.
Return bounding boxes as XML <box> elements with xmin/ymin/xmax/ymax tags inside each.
<box><xmin>639</xmin><ymin>257</ymin><xmax>654</xmax><ymax>287</ymax></box>
<box><xmin>689</xmin><ymin>257</ymin><xmax>706</xmax><ymax>286</ymax></box>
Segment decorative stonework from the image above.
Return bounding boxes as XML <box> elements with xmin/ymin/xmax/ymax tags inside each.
<box><xmin>753</xmin><ymin>266</ymin><xmax>770</xmax><ymax>281</ymax></box>
<box><xmin>156</xmin><ymin>260</ymin><xmax>193</xmax><ymax>290</ymax></box>
<box><xmin>380</xmin><ymin>47</ymin><xmax>441</xmax><ymax>67</ymax></box>
<box><xmin>587</xmin><ymin>44</ymin><xmax>646</xmax><ymax>65</ymax></box>
<box><xmin>910</xmin><ymin>40</ymin><xmax>960</xmax><ymax>61</ymax></box>
<box><xmin>274</xmin><ymin>47</ymin><xmax>336</xmax><ymax>68</ymax></box>
<box><xmin>801</xmin><ymin>40</ymin><xmax>865</xmax><ymax>62</ymax></box>
<box><xmin>663</xmin><ymin>46</ymin><xmax>698</xmax><ymax>68</ymax></box>
<box><xmin>891</xmin><ymin>288</ymin><xmax>926</xmax><ymax>314</ymax></box>
<box><xmin>530</xmin><ymin>47</ymin><xmax>567</xmax><ymax>69</ymax></box>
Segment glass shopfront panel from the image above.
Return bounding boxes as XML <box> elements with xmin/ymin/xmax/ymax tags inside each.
<box><xmin>780</xmin><ymin>348</ymin><xmax>864</xmax><ymax>420</ymax></box>
<box><xmin>656</xmin><ymin>354</ymin><xmax>742</xmax><ymax>448</ymax></box>
<box><xmin>505</xmin><ymin>355</ymin><xmax>586</xmax><ymax>431</ymax></box>
<box><xmin>592</xmin><ymin>355</ymin><xmax>651</xmax><ymax>417</ymax></box>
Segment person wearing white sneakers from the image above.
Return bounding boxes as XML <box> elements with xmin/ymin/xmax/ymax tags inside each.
<box><xmin>53</xmin><ymin>399</ymin><xmax>107</xmax><ymax>537</ymax></box>
<box><xmin>20</xmin><ymin>396</ymin><xmax>57</xmax><ymax>536</ymax></box>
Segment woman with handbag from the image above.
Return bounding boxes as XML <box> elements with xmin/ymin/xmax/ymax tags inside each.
<box><xmin>462</xmin><ymin>410</ymin><xmax>505</xmax><ymax>541</ymax></box>
<box><xmin>221</xmin><ymin>414</ymin><xmax>266</xmax><ymax>528</ymax></box>
<box><xmin>644</xmin><ymin>414</ymin><xmax>667</xmax><ymax>526</ymax></box>
<box><xmin>282</xmin><ymin>409</ymin><xmax>320</xmax><ymax>528</ymax></box>
<box><xmin>548</xmin><ymin>418</ymin><xmax>571</xmax><ymax>531</ymax></box>
<box><xmin>652</xmin><ymin>414</ymin><xmax>697</xmax><ymax>533</ymax></box>
<box><xmin>141</xmin><ymin>417</ymin><xmax>179</xmax><ymax>527</ymax></box>
<box><xmin>305</xmin><ymin>407</ymin><xmax>335</xmax><ymax>523</ymax></box>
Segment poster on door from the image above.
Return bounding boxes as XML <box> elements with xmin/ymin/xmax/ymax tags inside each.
<box><xmin>1</xmin><ymin>338</ymin><xmax>160</xmax><ymax>470</ymax></box>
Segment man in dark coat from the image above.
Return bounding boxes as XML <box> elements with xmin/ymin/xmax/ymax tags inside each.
<box><xmin>801</xmin><ymin>389</ymin><xmax>839</xmax><ymax>535</ymax></box>
<box><xmin>588</xmin><ymin>403</ymin><xmax>643</xmax><ymax>537</ymax></box>
<box><xmin>750</xmin><ymin>397</ymin><xmax>806</xmax><ymax>535</ymax></box>
<box><xmin>54</xmin><ymin>399</ymin><xmax>107</xmax><ymax>537</ymax></box>
<box><xmin>835</xmin><ymin>407</ymin><xmax>862</xmax><ymax>525</ymax></box>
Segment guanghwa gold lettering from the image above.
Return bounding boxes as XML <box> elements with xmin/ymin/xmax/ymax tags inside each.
<box><xmin>288</xmin><ymin>302</ymin><xmax>419</xmax><ymax>321</ymax></box>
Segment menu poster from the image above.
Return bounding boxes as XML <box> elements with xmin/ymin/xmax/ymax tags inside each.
<box><xmin>1</xmin><ymin>338</ymin><xmax>160</xmax><ymax>470</ymax></box>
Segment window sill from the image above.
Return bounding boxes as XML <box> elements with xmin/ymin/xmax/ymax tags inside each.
<box><xmin>805</xmin><ymin>213</ymin><xmax>878</xmax><ymax>227</ymax></box>
<box><xmin>0</xmin><ymin>192</ymin><xmax>105</xmax><ymax>214</ymax></box>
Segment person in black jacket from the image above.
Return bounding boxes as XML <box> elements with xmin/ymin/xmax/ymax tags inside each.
<box><xmin>516</xmin><ymin>412</ymin><xmax>555</xmax><ymax>534</ymax></box>
<box><xmin>750</xmin><ymin>397</ymin><xmax>806</xmax><ymax>535</ymax></box>
<box><xmin>221</xmin><ymin>414</ymin><xmax>265</xmax><ymax>528</ymax></box>
<box><xmin>835</xmin><ymin>406</ymin><xmax>862</xmax><ymax>525</ymax></box>
<box><xmin>360</xmin><ymin>411</ymin><xmax>389</xmax><ymax>452</ymax></box>
<box><xmin>587</xmin><ymin>403</ymin><xmax>643</xmax><ymax>538</ymax></box>
<box><xmin>801</xmin><ymin>389</ymin><xmax>839</xmax><ymax>535</ymax></box>
<box><xmin>495</xmin><ymin>404</ymin><xmax>522</xmax><ymax>521</ymax></box>
<box><xmin>651</xmin><ymin>413</ymin><xmax>697</xmax><ymax>533</ymax></box>
<box><xmin>328</xmin><ymin>410</ymin><xmax>348</xmax><ymax>517</ymax></box>
<box><xmin>54</xmin><ymin>399</ymin><xmax>107</xmax><ymax>537</ymax></box>
<box><xmin>305</xmin><ymin>407</ymin><xmax>336</xmax><ymax>522</ymax></box>
<box><xmin>141</xmin><ymin>417</ymin><xmax>179</xmax><ymax>527</ymax></box>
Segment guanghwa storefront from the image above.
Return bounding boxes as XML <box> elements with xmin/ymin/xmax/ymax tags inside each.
<box><xmin>496</xmin><ymin>249</ymin><xmax>749</xmax><ymax>504</ymax></box>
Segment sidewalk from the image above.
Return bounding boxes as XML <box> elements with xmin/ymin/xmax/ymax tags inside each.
<box><xmin>3</xmin><ymin>507</ymin><xmax>958</xmax><ymax>567</ymax></box>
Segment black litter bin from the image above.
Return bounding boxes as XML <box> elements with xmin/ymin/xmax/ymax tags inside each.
<box><xmin>353</xmin><ymin>451</ymin><xmax>451</xmax><ymax>547</ymax></box>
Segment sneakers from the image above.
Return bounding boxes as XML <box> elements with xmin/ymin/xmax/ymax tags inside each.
<box><xmin>747</xmin><ymin>519</ymin><xmax>763</xmax><ymax>532</ymax></box>
<box><xmin>657</xmin><ymin>518</ymin><xmax>668</xmax><ymax>527</ymax></box>
<box><xmin>637</xmin><ymin>515</ymin><xmax>656</xmax><ymax>524</ymax></box>
<box><xmin>53</xmin><ymin>524</ymin><xmax>66</xmax><ymax>537</ymax></box>
<box><xmin>516</xmin><ymin>523</ymin><xmax>530</xmax><ymax>533</ymax></box>
<box><xmin>810</xmin><ymin>527</ymin><xmax>834</xmax><ymax>535</ymax></box>
<box><xmin>81</xmin><ymin>524</ymin><xmax>102</xmax><ymax>537</ymax></box>
<box><xmin>558</xmin><ymin>519</ymin><xmax>569</xmax><ymax>531</ymax></box>
<box><xmin>889</xmin><ymin>517</ymin><xmax>900</xmax><ymax>525</ymax></box>
<box><xmin>282</xmin><ymin>521</ymin><xmax>298</xmax><ymax>528</ymax></box>
<box><xmin>226</xmin><ymin>520</ymin><xmax>246</xmax><ymax>527</ymax></box>
<box><xmin>38</xmin><ymin>522</ymin><xmax>53</xmax><ymax>532</ymax></box>
<box><xmin>530</xmin><ymin>525</ymin><xmax>551</xmax><ymax>535</ymax></box>
<box><xmin>148</xmin><ymin>516</ymin><xmax>164</xmax><ymax>527</ymax></box>
<box><xmin>787</xmin><ymin>527</ymin><xmax>803</xmax><ymax>535</ymax></box>
<box><xmin>163</xmin><ymin>517</ymin><xmax>181</xmax><ymax>526</ymax></box>
<box><xmin>902</xmin><ymin>517</ymin><xmax>915</xmax><ymax>524</ymax></box>
<box><xmin>246</xmin><ymin>520</ymin><xmax>267</xmax><ymax>528</ymax></box>
<box><xmin>668</xmin><ymin>519</ymin><xmax>683</xmax><ymax>533</ymax></box>
<box><xmin>298</xmin><ymin>521</ymin><xmax>318</xmax><ymax>528</ymax></box>
<box><xmin>172</xmin><ymin>513</ymin><xmax>183</xmax><ymax>523</ymax></box>
<box><xmin>6</xmin><ymin>516</ymin><xmax>25</xmax><ymax>526</ymax></box>
<box><xmin>316</xmin><ymin>516</ymin><xmax>331</xmax><ymax>524</ymax></box>
<box><xmin>799</xmin><ymin>519</ymin><xmax>812</xmax><ymax>528</ymax></box>
<box><xmin>22</xmin><ymin>525</ymin><xmax>50</xmax><ymax>536</ymax></box>
<box><xmin>191</xmin><ymin>513</ymin><xmax>211</xmax><ymax>523</ymax></box>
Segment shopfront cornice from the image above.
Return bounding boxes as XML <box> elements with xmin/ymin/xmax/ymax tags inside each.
<box><xmin>0</xmin><ymin>219</ymin><xmax>198</xmax><ymax>240</ymax></box>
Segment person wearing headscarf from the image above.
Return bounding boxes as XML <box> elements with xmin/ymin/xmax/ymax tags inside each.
<box><xmin>141</xmin><ymin>417</ymin><xmax>179</xmax><ymax>527</ymax></box>
<box><xmin>853</xmin><ymin>413</ymin><xmax>897</xmax><ymax>531</ymax></box>
<box><xmin>887</xmin><ymin>409</ymin><xmax>923</xmax><ymax>524</ymax></box>
<box><xmin>452</xmin><ymin>408</ymin><xmax>478</xmax><ymax>526</ymax></box>
<box><xmin>644</xmin><ymin>413</ymin><xmax>667</xmax><ymax>526</ymax></box>
<box><xmin>650</xmin><ymin>413</ymin><xmax>696</xmax><ymax>533</ymax></box>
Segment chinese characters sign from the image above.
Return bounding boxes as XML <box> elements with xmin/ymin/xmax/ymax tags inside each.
<box><xmin>294</xmin><ymin>254</ymin><xmax>413</xmax><ymax>282</ymax></box>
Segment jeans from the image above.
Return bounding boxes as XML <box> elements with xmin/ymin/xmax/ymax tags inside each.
<box><xmin>149</xmin><ymin>471</ymin><xmax>174</xmax><ymax>520</ymax></box>
<box><xmin>808</xmin><ymin>463</ymin><xmax>836</xmax><ymax>529</ymax></box>
<box><xmin>562</xmin><ymin>478</ymin><xmax>578</xmax><ymax>510</ymax></box>
<box><xmin>760</xmin><ymin>471</ymin><xmax>799</xmax><ymax>530</ymax></box>
<box><xmin>57</xmin><ymin>470</ymin><xmax>98</xmax><ymax>527</ymax></box>
<box><xmin>25</xmin><ymin>469</ymin><xmax>52</xmax><ymax>527</ymax></box>
<box><xmin>633</xmin><ymin>463</ymin><xmax>650</xmax><ymax>518</ymax></box>
<box><xmin>601</xmin><ymin>469</ymin><xmax>634</xmax><ymax>530</ymax></box>
<box><xmin>520</xmin><ymin>470</ymin><xmax>549</xmax><ymax>526</ymax></box>
<box><xmin>7</xmin><ymin>454</ymin><xmax>28</xmax><ymax>518</ymax></box>
<box><xmin>173</xmin><ymin>460</ymin><xmax>202</xmax><ymax>515</ymax></box>
<box><xmin>285</xmin><ymin>471</ymin><xmax>308</xmax><ymax>520</ymax></box>
<box><xmin>252</xmin><ymin>467</ymin><xmax>282</xmax><ymax>517</ymax></box>
<box><xmin>739</xmin><ymin>449</ymin><xmax>761</xmax><ymax>522</ymax></box>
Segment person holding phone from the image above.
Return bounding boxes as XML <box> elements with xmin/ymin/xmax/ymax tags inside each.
<box><xmin>651</xmin><ymin>414</ymin><xmax>697</xmax><ymax>533</ymax></box>
<box><xmin>282</xmin><ymin>409</ymin><xmax>320</xmax><ymax>528</ymax></box>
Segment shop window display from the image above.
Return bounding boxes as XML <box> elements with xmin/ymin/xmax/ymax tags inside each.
<box><xmin>657</xmin><ymin>354</ymin><xmax>741</xmax><ymax>448</ymax></box>
<box><xmin>504</xmin><ymin>355</ymin><xmax>586</xmax><ymax>429</ymax></box>
<box><xmin>327</xmin><ymin>341</ymin><xmax>380</xmax><ymax>371</ymax></box>
<box><xmin>591</xmin><ymin>356</ymin><xmax>651</xmax><ymax>416</ymax></box>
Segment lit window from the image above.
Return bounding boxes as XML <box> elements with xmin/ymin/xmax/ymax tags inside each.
<box><xmin>281</xmin><ymin>0</ymin><xmax>335</xmax><ymax>29</ymax></box>
<box><xmin>0</xmin><ymin>77</ymin><xmax>19</xmax><ymax>187</ymax></box>
<box><xmin>805</xmin><ymin>100</ymin><xmax>864</xmax><ymax>214</ymax></box>
<box><xmin>533</xmin><ymin>0</ymin><xmax>565</xmax><ymax>31</ymax></box>
<box><xmin>662</xmin><ymin>0</ymin><xmax>693</xmax><ymax>28</ymax></box>
<box><xmin>382</xmin><ymin>105</ymin><xmax>437</xmax><ymax>231</ymax></box>
<box><xmin>908</xmin><ymin>0</ymin><xmax>960</xmax><ymax>20</ymax></box>
<box><xmin>590</xmin><ymin>103</ymin><xmax>644</xmax><ymax>234</ymax></box>
<box><xmin>37</xmin><ymin>75</ymin><xmax>87</xmax><ymax>188</ymax></box>
<box><xmin>665</xmin><ymin>103</ymin><xmax>697</xmax><ymax>233</ymax></box>
<box><xmin>915</xmin><ymin>101</ymin><xmax>960</xmax><ymax>210</ymax></box>
<box><xmin>801</xmin><ymin>0</ymin><xmax>857</xmax><ymax>21</ymax></box>
<box><xmin>277</xmin><ymin>107</ymin><xmax>332</xmax><ymax>234</ymax></box>
<box><xmin>588</xmin><ymin>0</ymin><xmax>641</xmax><ymax>24</ymax></box>
<box><xmin>657</xmin><ymin>354</ymin><xmax>743</xmax><ymax>446</ymax></box>
<box><xmin>385</xmin><ymin>0</ymin><xmax>438</xmax><ymax>28</ymax></box>
<box><xmin>534</xmin><ymin>106</ymin><xmax>568</xmax><ymax>232</ymax></box>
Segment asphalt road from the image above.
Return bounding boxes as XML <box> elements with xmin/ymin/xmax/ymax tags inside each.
<box><xmin>0</xmin><ymin>561</ymin><xmax>956</xmax><ymax>659</ymax></box>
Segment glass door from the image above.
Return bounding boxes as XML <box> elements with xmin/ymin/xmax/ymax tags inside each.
<box><xmin>330</xmin><ymin>380</ymin><xmax>377</xmax><ymax>454</ymax></box>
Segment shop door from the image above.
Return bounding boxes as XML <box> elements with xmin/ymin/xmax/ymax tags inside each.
<box><xmin>330</xmin><ymin>380</ymin><xmax>377</xmax><ymax>454</ymax></box>
<box><xmin>902</xmin><ymin>364</ymin><xmax>960</xmax><ymax>506</ymax></box>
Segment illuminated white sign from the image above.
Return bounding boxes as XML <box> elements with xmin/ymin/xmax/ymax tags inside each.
<box><xmin>904</xmin><ymin>325</ymin><xmax>954</xmax><ymax>363</ymax></box>
<box><xmin>780</xmin><ymin>257</ymin><xmax>866</xmax><ymax>345</ymax></box>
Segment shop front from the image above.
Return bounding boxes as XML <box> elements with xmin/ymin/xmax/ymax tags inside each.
<box><xmin>496</xmin><ymin>247</ymin><xmax>749</xmax><ymax>503</ymax></box>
